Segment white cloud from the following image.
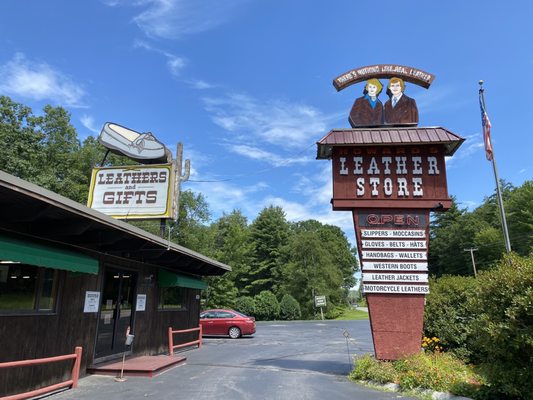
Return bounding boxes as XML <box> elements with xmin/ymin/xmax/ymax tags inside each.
<box><xmin>0</xmin><ymin>53</ymin><xmax>87</xmax><ymax>108</ymax></box>
<box><xmin>445</xmin><ymin>133</ymin><xmax>484</xmax><ymax>168</ymax></box>
<box><xmin>459</xmin><ymin>200</ymin><xmax>479</xmax><ymax>210</ymax></box>
<box><xmin>188</xmin><ymin>79</ymin><xmax>214</xmax><ymax>90</ymax></box>
<box><xmin>227</xmin><ymin>144</ymin><xmax>311</xmax><ymax>167</ymax></box>
<box><xmin>123</xmin><ymin>0</ymin><xmax>247</xmax><ymax>40</ymax></box>
<box><xmin>203</xmin><ymin>93</ymin><xmax>339</xmax><ymax>149</ymax></box>
<box><xmin>133</xmin><ymin>40</ymin><xmax>187</xmax><ymax>77</ymax></box>
<box><xmin>80</xmin><ymin>115</ymin><xmax>100</xmax><ymax>134</ymax></box>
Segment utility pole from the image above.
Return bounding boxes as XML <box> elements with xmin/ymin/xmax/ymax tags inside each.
<box><xmin>172</xmin><ymin>142</ymin><xmax>190</xmax><ymax>235</ymax></box>
<box><xmin>464</xmin><ymin>248</ymin><xmax>478</xmax><ymax>277</ymax></box>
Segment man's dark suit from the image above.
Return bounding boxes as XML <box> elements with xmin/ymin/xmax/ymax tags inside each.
<box><xmin>384</xmin><ymin>94</ymin><xmax>418</xmax><ymax>125</ymax></box>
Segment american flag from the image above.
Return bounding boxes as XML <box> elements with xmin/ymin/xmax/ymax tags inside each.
<box><xmin>479</xmin><ymin>93</ymin><xmax>493</xmax><ymax>161</ymax></box>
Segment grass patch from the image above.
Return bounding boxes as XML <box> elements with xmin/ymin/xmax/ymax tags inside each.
<box><xmin>349</xmin><ymin>353</ymin><xmax>484</xmax><ymax>398</ymax></box>
<box><xmin>334</xmin><ymin>308</ymin><xmax>369</xmax><ymax>320</ymax></box>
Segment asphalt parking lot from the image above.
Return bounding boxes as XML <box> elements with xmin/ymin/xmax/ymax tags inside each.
<box><xmin>50</xmin><ymin>319</ymin><xmax>416</xmax><ymax>400</ymax></box>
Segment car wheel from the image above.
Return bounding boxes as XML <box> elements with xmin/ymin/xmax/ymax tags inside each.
<box><xmin>228</xmin><ymin>326</ymin><xmax>241</xmax><ymax>339</ymax></box>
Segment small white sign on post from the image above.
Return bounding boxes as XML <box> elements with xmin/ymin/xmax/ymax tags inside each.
<box><xmin>315</xmin><ymin>295</ymin><xmax>326</xmax><ymax>307</ymax></box>
<box><xmin>136</xmin><ymin>294</ymin><xmax>147</xmax><ymax>311</ymax></box>
<box><xmin>83</xmin><ymin>291</ymin><xmax>100</xmax><ymax>313</ymax></box>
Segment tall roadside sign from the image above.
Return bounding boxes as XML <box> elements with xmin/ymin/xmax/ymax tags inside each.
<box><xmin>317</xmin><ymin>65</ymin><xmax>464</xmax><ymax>360</ymax></box>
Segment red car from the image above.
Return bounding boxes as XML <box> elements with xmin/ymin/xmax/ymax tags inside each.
<box><xmin>199</xmin><ymin>309</ymin><xmax>256</xmax><ymax>339</ymax></box>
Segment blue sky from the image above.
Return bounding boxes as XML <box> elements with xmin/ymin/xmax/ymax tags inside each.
<box><xmin>1</xmin><ymin>0</ymin><xmax>532</xmax><ymax>246</ymax></box>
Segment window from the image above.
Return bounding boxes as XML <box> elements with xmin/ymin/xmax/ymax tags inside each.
<box><xmin>0</xmin><ymin>263</ymin><xmax>59</xmax><ymax>314</ymax></box>
<box><xmin>216</xmin><ymin>311</ymin><xmax>235</xmax><ymax>318</ymax></box>
<box><xmin>159</xmin><ymin>287</ymin><xmax>187</xmax><ymax>310</ymax></box>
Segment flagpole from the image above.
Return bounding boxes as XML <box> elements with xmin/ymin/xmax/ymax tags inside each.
<box><xmin>479</xmin><ymin>80</ymin><xmax>511</xmax><ymax>253</ymax></box>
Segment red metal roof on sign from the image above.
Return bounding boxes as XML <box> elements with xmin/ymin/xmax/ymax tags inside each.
<box><xmin>316</xmin><ymin>126</ymin><xmax>464</xmax><ymax>159</ymax></box>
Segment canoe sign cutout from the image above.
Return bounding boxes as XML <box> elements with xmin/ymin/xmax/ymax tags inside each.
<box><xmin>99</xmin><ymin>122</ymin><xmax>171</xmax><ymax>164</ymax></box>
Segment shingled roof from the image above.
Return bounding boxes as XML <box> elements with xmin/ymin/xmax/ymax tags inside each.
<box><xmin>316</xmin><ymin>126</ymin><xmax>465</xmax><ymax>159</ymax></box>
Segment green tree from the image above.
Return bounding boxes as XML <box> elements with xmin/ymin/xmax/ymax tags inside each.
<box><xmin>173</xmin><ymin>190</ymin><xmax>212</xmax><ymax>253</ymax></box>
<box><xmin>506</xmin><ymin>181</ymin><xmax>533</xmax><ymax>256</ymax></box>
<box><xmin>204</xmin><ymin>210</ymin><xmax>253</xmax><ymax>307</ymax></box>
<box><xmin>247</xmin><ymin>206</ymin><xmax>289</xmax><ymax>295</ymax></box>
<box><xmin>281</xmin><ymin>230</ymin><xmax>342</xmax><ymax>318</ymax></box>
<box><xmin>0</xmin><ymin>96</ymin><xmax>41</xmax><ymax>180</ymax></box>
<box><xmin>279</xmin><ymin>294</ymin><xmax>301</xmax><ymax>320</ymax></box>
<box><xmin>254</xmin><ymin>290</ymin><xmax>280</xmax><ymax>321</ymax></box>
<box><xmin>429</xmin><ymin>200</ymin><xmax>493</xmax><ymax>276</ymax></box>
<box><xmin>471</xmin><ymin>253</ymin><xmax>533</xmax><ymax>399</ymax></box>
<box><xmin>212</xmin><ymin>210</ymin><xmax>253</xmax><ymax>293</ymax></box>
<box><xmin>234</xmin><ymin>296</ymin><xmax>255</xmax><ymax>316</ymax></box>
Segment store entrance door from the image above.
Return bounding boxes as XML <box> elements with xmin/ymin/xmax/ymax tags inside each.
<box><xmin>95</xmin><ymin>267</ymin><xmax>137</xmax><ymax>360</ymax></box>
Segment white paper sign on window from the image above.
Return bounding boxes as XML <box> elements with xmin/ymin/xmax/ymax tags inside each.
<box><xmin>136</xmin><ymin>294</ymin><xmax>147</xmax><ymax>311</ymax></box>
<box><xmin>83</xmin><ymin>291</ymin><xmax>100</xmax><ymax>313</ymax></box>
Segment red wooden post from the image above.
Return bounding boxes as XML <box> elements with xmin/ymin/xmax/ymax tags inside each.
<box><xmin>168</xmin><ymin>327</ymin><xmax>174</xmax><ymax>356</ymax></box>
<box><xmin>71</xmin><ymin>347</ymin><xmax>82</xmax><ymax>388</ymax></box>
<box><xmin>198</xmin><ymin>325</ymin><xmax>202</xmax><ymax>348</ymax></box>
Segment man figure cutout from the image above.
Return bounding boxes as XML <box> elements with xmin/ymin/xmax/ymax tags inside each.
<box><xmin>384</xmin><ymin>77</ymin><xmax>418</xmax><ymax>125</ymax></box>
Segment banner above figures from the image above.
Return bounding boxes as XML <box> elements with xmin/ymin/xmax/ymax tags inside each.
<box><xmin>333</xmin><ymin>64</ymin><xmax>435</xmax><ymax>91</ymax></box>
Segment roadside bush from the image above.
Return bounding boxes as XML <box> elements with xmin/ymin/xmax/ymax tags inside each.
<box><xmin>279</xmin><ymin>294</ymin><xmax>301</xmax><ymax>320</ymax></box>
<box><xmin>350</xmin><ymin>353</ymin><xmax>482</xmax><ymax>398</ymax></box>
<box><xmin>470</xmin><ymin>253</ymin><xmax>533</xmax><ymax>399</ymax></box>
<box><xmin>395</xmin><ymin>352</ymin><xmax>481</xmax><ymax>397</ymax></box>
<box><xmin>350</xmin><ymin>354</ymin><xmax>397</xmax><ymax>384</ymax></box>
<box><xmin>254</xmin><ymin>290</ymin><xmax>280</xmax><ymax>321</ymax></box>
<box><xmin>234</xmin><ymin>296</ymin><xmax>256</xmax><ymax>317</ymax></box>
<box><xmin>424</xmin><ymin>275</ymin><xmax>478</xmax><ymax>360</ymax></box>
<box><xmin>324</xmin><ymin>305</ymin><xmax>345</xmax><ymax>319</ymax></box>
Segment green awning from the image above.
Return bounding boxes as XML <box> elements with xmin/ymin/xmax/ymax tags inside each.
<box><xmin>0</xmin><ymin>234</ymin><xmax>98</xmax><ymax>274</ymax></box>
<box><xmin>158</xmin><ymin>269</ymin><xmax>207</xmax><ymax>290</ymax></box>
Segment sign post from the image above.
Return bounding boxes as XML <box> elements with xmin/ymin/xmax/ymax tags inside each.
<box><xmin>314</xmin><ymin>295</ymin><xmax>326</xmax><ymax>320</ymax></box>
<box><xmin>317</xmin><ymin>65</ymin><xmax>464</xmax><ymax>360</ymax></box>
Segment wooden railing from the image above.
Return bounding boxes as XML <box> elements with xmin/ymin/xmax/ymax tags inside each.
<box><xmin>168</xmin><ymin>326</ymin><xmax>202</xmax><ymax>356</ymax></box>
<box><xmin>0</xmin><ymin>346</ymin><xmax>82</xmax><ymax>400</ymax></box>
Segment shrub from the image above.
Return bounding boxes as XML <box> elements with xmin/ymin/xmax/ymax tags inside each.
<box><xmin>324</xmin><ymin>305</ymin><xmax>345</xmax><ymax>319</ymax></box>
<box><xmin>279</xmin><ymin>294</ymin><xmax>301</xmax><ymax>320</ymax></box>
<box><xmin>234</xmin><ymin>296</ymin><xmax>256</xmax><ymax>317</ymax></box>
<box><xmin>470</xmin><ymin>253</ymin><xmax>533</xmax><ymax>399</ymax></box>
<box><xmin>349</xmin><ymin>354</ymin><xmax>397</xmax><ymax>384</ymax></box>
<box><xmin>350</xmin><ymin>353</ymin><xmax>482</xmax><ymax>398</ymax></box>
<box><xmin>254</xmin><ymin>290</ymin><xmax>280</xmax><ymax>321</ymax></box>
<box><xmin>395</xmin><ymin>352</ymin><xmax>481</xmax><ymax>396</ymax></box>
<box><xmin>424</xmin><ymin>275</ymin><xmax>478</xmax><ymax>360</ymax></box>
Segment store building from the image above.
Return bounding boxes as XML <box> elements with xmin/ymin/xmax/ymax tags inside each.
<box><xmin>0</xmin><ymin>171</ymin><xmax>230</xmax><ymax>396</ymax></box>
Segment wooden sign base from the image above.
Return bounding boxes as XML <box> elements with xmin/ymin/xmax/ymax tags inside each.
<box><xmin>367</xmin><ymin>293</ymin><xmax>425</xmax><ymax>360</ymax></box>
